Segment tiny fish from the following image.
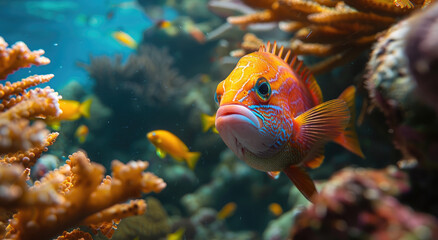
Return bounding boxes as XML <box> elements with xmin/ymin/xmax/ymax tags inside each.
<box><xmin>215</xmin><ymin>42</ymin><xmax>364</xmax><ymax>202</ymax></box>
<box><xmin>46</xmin><ymin>99</ymin><xmax>92</xmax><ymax>130</ymax></box>
<box><xmin>217</xmin><ymin>202</ymin><xmax>237</xmax><ymax>220</ymax></box>
<box><xmin>201</xmin><ymin>113</ymin><xmax>218</xmax><ymax>133</ymax></box>
<box><xmin>147</xmin><ymin>130</ymin><xmax>201</xmax><ymax>170</ymax></box>
<box><xmin>112</xmin><ymin>31</ymin><xmax>138</xmax><ymax>49</ymax></box>
<box><xmin>156</xmin><ymin>19</ymin><xmax>172</xmax><ymax>29</ymax></box>
<box><xmin>167</xmin><ymin>228</ymin><xmax>185</xmax><ymax>240</ymax></box>
<box><xmin>268</xmin><ymin>203</ymin><xmax>283</xmax><ymax>217</ymax></box>
<box><xmin>75</xmin><ymin>124</ymin><xmax>89</xmax><ymax>143</ymax></box>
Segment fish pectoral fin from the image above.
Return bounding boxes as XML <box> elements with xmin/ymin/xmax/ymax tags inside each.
<box><xmin>294</xmin><ymin>99</ymin><xmax>350</xmax><ymax>149</ymax></box>
<box><xmin>304</xmin><ymin>145</ymin><xmax>325</xmax><ymax>169</ymax></box>
<box><xmin>283</xmin><ymin>166</ymin><xmax>317</xmax><ymax>202</ymax></box>
<box><xmin>156</xmin><ymin>148</ymin><xmax>166</xmax><ymax>158</ymax></box>
<box><xmin>267</xmin><ymin>171</ymin><xmax>281</xmax><ymax>179</ymax></box>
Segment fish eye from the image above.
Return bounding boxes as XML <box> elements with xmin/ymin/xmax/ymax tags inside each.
<box><xmin>255</xmin><ymin>77</ymin><xmax>271</xmax><ymax>101</ymax></box>
<box><xmin>214</xmin><ymin>92</ymin><xmax>222</xmax><ymax>106</ymax></box>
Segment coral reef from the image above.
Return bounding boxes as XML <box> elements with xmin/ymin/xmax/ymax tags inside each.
<box><xmin>365</xmin><ymin>3</ymin><xmax>438</xmax><ymax>165</ymax></box>
<box><xmin>0</xmin><ymin>37</ymin><xmax>166</xmax><ymax>240</ymax></box>
<box><xmin>84</xmin><ymin>44</ymin><xmax>185</xmax><ymax>108</ymax></box>
<box><xmin>224</xmin><ymin>0</ymin><xmax>435</xmax><ymax>73</ymax></box>
<box><xmin>289</xmin><ymin>166</ymin><xmax>438</xmax><ymax>239</ymax></box>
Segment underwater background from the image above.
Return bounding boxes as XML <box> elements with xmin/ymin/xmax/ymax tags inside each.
<box><xmin>0</xmin><ymin>0</ymin><xmax>438</xmax><ymax>239</ymax></box>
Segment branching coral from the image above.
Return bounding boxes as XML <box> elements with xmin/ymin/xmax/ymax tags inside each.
<box><xmin>4</xmin><ymin>151</ymin><xmax>166</xmax><ymax>240</ymax></box>
<box><xmin>83</xmin><ymin>44</ymin><xmax>186</xmax><ymax>108</ymax></box>
<box><xmin>225</xmin><ymin>0</ymin><xmax>436</xmax><ymax>74</ymax></box>
<box><xmin>0</xmin><ymin>37</ymin><xmax>50</xmax><ymax>80</ymax></box>
<box><xmin>0</xmin><ymin>37</ymin><xmax>61</xmax><ymax>168</ymax></box>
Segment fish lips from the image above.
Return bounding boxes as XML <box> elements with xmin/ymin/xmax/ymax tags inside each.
<box><xmin>216</xmin><ymin>104</ymin><xmax>273</xmax><ymax>159</ymax></box>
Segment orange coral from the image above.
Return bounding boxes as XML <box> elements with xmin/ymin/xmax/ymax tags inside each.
<box><xmin>0</xmin><ymin>37</ymin><xmax>61</xmax><ymax>165</ymax></box>
<box><xmin>227</xmin><ymin>0</ymin><xmax>436</xmax><ymax>73</ymax></box>
<box><xmin>0</xmin><ymin>37</ymin><xmax>50</xmax><ymax>80</ymax></box>
<box><xmin>4</xmin><ymin>151</ymin><xmax>166</xmax><ymax>240</ymax></box>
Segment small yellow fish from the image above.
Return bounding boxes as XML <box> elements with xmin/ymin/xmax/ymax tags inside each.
<box><xmin>268</xmin><ymin>203</ymin><xmax>283</xmax><ymax>217</ymax></box>
<box><xmin>156</xmin><ymin>19</ymin><xmax>172</xmax><ymax>29</ymax></box>
<box><xmin>394</xmin><ymin>0</ymin><xmax>414</xmax><ymax>8</ymax></box>
<box><xmin>147</xmin><ymin>130</ymin><xmax>201</xmax><ymax>170</ymax></box>
<box><xmin>167</xmin><ymin>228</ymin><xmax>185</xmax><ymax>240</ymax></box>
<box><xmin>200</xmin><ymin>74</ymin><xmax>211</xmax><ymax>84</ymax></box>
<box><xmin>46</xmin><ymin>99</ymin><xmax>92</xmax><ymax>130</ymax></box>
<box><xmin>75</xmin><ymin>124</ymin><xmax>89</xmax><ymax>143</ymax></box>
<box><xmin>112</xmin><ymin>31</ymin><xmax>138</xmax><ymax>49</ymax></box>
<box><xmin>201</xmin><ymin>113</ymin><xmax>218</xmax><ymax>133</ymax></box>
<box><xmin>217</xmin><ymin>202</ymin><xmax>237</xmax><ymax>220</ymax></box>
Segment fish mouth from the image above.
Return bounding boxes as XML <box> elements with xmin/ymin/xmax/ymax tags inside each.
<box><xmin>215</xmin><ymin>104</ymin><xmax>261</xmax><ymax>129</ymax></box>
<box><xmin>215</xmin><ymin>104</ymin><xmax>265</xmax><ymax>159</ymax></box>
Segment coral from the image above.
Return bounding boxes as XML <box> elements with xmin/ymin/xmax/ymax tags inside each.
<box><xmin>405</xmin><ymin>1</ymin><xmax>438</xmax><ymax>113</ymax></box>
<box><xmin>0</xmin><ymin>37</ymin><xmax>61</xmax><ymax>168</ymax></box>
<box><xmin>4</xmin><ymin>151</ymin><xmax>166</xmax><ymax>240</ymax></box>
<box><xmin>289</xmin><ymin>167</ymin><xmax>438</xmax><ymax>239</ymax></box>
<box><xmin>111</xmin><ymin>196</ymin><xmax>171</xmax><ymax>240</ymax></box>
<box><xmin>0</xmin><ymin>37</ymin><xmax>50</xmax><ymax>80</ymax></box>
<box><xmin>83</xmin><ymin>44</ymin><xmax>185</xmax><ymax>108</ymax></box>
<box><xmin>225</xmin><ymin>0</ymin><xmax>435</xmax><ymax>74</ymax></box>
<box><xmin>365</xmin><ymin>4</ymin><xmax>438</xmax><ymax>165</ymax></box>
<box><xmin>56</xmin><ymin>229</ymin><xmax>93</xmax><ymax>240</ymax></box>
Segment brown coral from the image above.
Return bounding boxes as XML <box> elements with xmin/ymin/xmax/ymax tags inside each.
<box><xmin>226</xmin><ymin>0</ymin><xmax>436</xmax><ymax>74</ymax></box>
<box><xmin>0</xmin><ymin>37</ymin><xmax>61</xmax><ymax>168</ymax></box>
<box><xmin>4</xmin><ymin>151</ymin><xmax>166</xmax><ymax>240</ymax></box>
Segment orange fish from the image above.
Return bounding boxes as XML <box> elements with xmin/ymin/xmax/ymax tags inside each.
<box><xmin>46</xmin><ymin>99</ymin><xmax>92</xmax><ymax>130</ymax></box>
<box><xmin>217</xmin><ymin>202</ymin><xmax>237</xmax><ymax>220</ymax></box>
<box><xmin>394</xmin><ymin>0</ymin><xmax>414</xmax><ymax>8</ymax></box>
<box><xmin>75</xmin><ymin>124</ymin><xmax>89</xmax><ymax>143</ymax></box>
<box><xmin>112</xmin><ymin>31</ymin><xmax>138</xmax><ymax>49</ymax></box>
<box><xmin>214</xmin><ymin>42</ymin><xmax>364</xmax><ymax>202</ymax></box>
<box><xmin>268</xmin><ymin>203</ymin><xmax>283</xmax><ymax>217</ymax></box>
<box><xmin>156</xmin><ymin>19</ymin><xmax>172</xmax><ymax>29</ymax></box>
<box><xmin>147</xmin><ymin>130</ymin><xmax>201</xmax><ymax>170</ymax></box>
<box><xmin>187</xmin><ymin>25</ymin><xmax>206</xmax><ymax>44</ymax></box>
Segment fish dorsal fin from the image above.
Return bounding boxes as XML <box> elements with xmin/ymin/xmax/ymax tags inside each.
<box><xmin>259</xmin><ymin>41</ymin><xmax>323</xmax><ymax>104</ymax></box>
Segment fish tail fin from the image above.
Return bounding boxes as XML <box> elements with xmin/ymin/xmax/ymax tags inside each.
<box><xmin>200</xmin><ymin>113</ymin><xmax>213</xmax><ymax>132</ymax></box>
<box><xmin>78</xmin><ymin>135</ymin><xmax>86</xmax><ymax>144</ymax></box>
<box><xmin>283</xmin><ymin>166</ymin><xmax>317</xmax><ymax>202</ymax></box>
<box><xmin>185</xmin><ymin>151</ymin><xmax>201</xmax><ymax>170</ymax></box>
<box><xmin>80</xmin><ymin>98</ymin><xmax>93</xmax><ymax>119</ymax></box>
<box><xmin>334</xmin><ymin>86</ymin><xmax>365</xmax><ymax>158</ymax></box>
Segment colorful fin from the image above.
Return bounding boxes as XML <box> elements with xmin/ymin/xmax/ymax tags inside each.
<box><xmin>48</xmin><ymin>121</ymin><xmax>61</xmax><ymax>130</ymax></box>
<box><xmin>185</xmin><ymin>151</ymin><xmax>201</xmax><ymax>170</ymax></box>
<box><xmin>260</xmin><ymin>41</ymin><xmax>323</xmax><ymax>104</ymax></box>
<box><xmin>267</xmin><ymin>171</ymin><xmax>281</xmax><ymax>179</ymax></box>
<box><xmin>201</xmin><ymin>113</ymin><xmax>215</xmax><ymax>132</ymax></box>
<box><xmin>79</xmin><ymin>98</ymin><xmax>93</xmax><ymax>119</ymax></box>
<box><xmin>156</xmin><ymin>148</ymin><xmax>166</xmax><ymax>158</ymax></box>
<box><xmin>304</xmin><ymin>145</ymin><xmax>325</xmax><ymax>169</ymax></box>
<box><xmin>305</xmin><ymin>154</ymin><xmax>325</xmax><ymax>169</ymax></box>
<box><xmin>283</xmin><ymin>166</ymin><xmax>317</xmax><ymax>202</ymax></box>
<box><xmin>294</xmin><ymin>99</ymin><xmax>350</xmax><ymax>149</ymax></box>
<box><xmin>78</xmin><ymin>136</ymin><xmax>86</xmax><ymax>144</ymax></box>
<box><xmin>333</xmin><ymin>86</ymin><xmax>365</xmax><ymax>158</ymax></box>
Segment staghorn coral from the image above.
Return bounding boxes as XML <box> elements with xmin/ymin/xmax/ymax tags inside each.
<box><xmin>83</xmin><ymin>44</ymin><xmax>185</xmax><ymax>108</ymax></box>
<box><xmin>0</xmin><ymin>36</ymin><xmax>50</xmax><ymax>80</ymax></box>
<box><xmin>289</xmin><ymin>167</ymin><xmax>438</xmax><ymax>239</ymax></box>
<box><xmin>4</xmin><ymin>151</ymin><xmax>166</xmax><ymax>240</ymax></box>
<box><xmin>225</xmin><ymin>0</ymin><xmax>435</xmax><ymax>74</ymax></box>
<box><xmin>0</xmin><ymin>37</ymin><xmax>61</xmax><ymax>168</ymax></box>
